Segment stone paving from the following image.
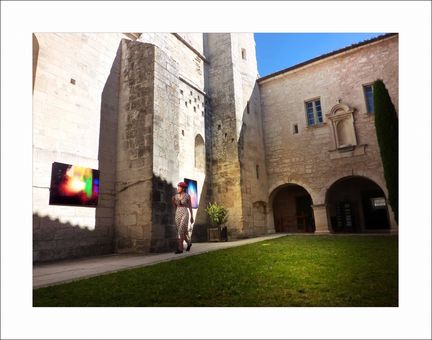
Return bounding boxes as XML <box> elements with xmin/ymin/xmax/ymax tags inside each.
<box><xmin>33</xmin><ymin>233</ymin><xmax>290</xmax><ymax>289</ymax></box>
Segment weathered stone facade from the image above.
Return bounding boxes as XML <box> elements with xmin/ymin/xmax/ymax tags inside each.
<box><xmin>259</xmin><ymin>34</ymin><xmax>398</xmax><ymax>234</ymax></box>
<box><xmin>33</xmin><ymin>33</ymin><xmax>398</xmax><ymax>262</ymax></box>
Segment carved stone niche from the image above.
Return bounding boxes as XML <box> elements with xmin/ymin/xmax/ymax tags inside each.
<box><xmin>326</xmin><ymin>102</ymin><xmax>358</xmax><ymax>150</ymax></box>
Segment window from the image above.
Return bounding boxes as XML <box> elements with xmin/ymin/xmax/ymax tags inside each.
<box><xmin>293</xmin><ymin>124</ymin><xmax>299</xmax><ymax>134</ymax></box>
<box><xmin>363</xmin><ymin>84</ymin><xmax>374</xmax><ymax>113</ymax></box>
<box><xmin>256</xmin><ymin>165</ymin><xmax>259</xmax><ymax>179</ymax></box>
<box><xmin>305</xmin><ymin>99</ymin><xmax>323</xmax><ymax>126</ymax></box>
<box><xmin>241</xmin><ymin>48</ymin><xmax>246</xmax><ymax>60</ymax></box>
<box><xmin>371</xmin><ymin>197</ymin><xmax>386</xmax><ymax>210</ymax></box>
<box><xmin>195</xmin><ymin>135</ymin><xmax>205</xmax><ymax>171</ymax></box>
<box><xmin>246</xmin><ymin>101</ymin><xmax>250</xmax><ymax>114</ymax></box>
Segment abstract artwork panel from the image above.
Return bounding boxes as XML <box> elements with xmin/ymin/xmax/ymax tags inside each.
<box><xmin>184</xmin><ymin>178</ymin><xmax>198</xmax><ymax>208</ymax></box>
<box><xmin>49</xmin><ymin>162</ymin><xmax>99</xmax><ymax>207</ymax></box>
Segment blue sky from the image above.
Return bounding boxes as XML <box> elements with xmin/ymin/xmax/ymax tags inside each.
<box><xmin>254</xmin><ymin>33</ymin><xmax>385</xmax><ymax>77</ymax></box>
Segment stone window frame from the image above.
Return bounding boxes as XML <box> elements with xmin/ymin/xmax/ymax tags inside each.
<box><xmin>362</xmin><ymin>82</ymin><xmax>374</xmax><ymax>114</ymax></box>
<box><xmin>304</xmin><ymin>97</ymin><xmax>325</xmax><ymax>127</ymax></box>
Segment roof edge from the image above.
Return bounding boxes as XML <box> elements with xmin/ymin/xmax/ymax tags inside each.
<box><xmin>257</xmin><ymin>33</ymin><xmax>398</xmax><ymax>84</ymax></box>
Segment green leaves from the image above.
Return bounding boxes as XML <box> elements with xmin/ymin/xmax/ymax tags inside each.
<box><xmin>205</xmin><ymin>202</ymin><xmax>229</xmax><ymax>226</ymax></box>
<box><xmin>373</xmin><ymin>79</ymin><xmax>399</xmax><ymax>222</ymax></box>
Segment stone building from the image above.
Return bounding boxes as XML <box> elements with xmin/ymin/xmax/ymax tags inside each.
<box><xmin>32</xmin><ymin>32</ymin><xmax>398</xmax><ymax>262</ymax></box>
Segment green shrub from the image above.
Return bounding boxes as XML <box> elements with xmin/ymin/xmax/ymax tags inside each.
<box><xmin>206</xmin><ymin>202</ymin><xmax>229</xmax><ymax>226</ymax></box>
<box><xmin>373</xmin><ymin>79</ymin><xmax>398</xmax><ymax>223</ymax></box>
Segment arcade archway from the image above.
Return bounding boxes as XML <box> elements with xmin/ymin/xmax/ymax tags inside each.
<box><xmin>326</xmin><ymin>176</ymin><xmax>390</xmax><ymax>232</ymax></box>
<box><xmin>272</xmin><ymin>184</ymin><xmax>315</xmax><ymax>233</ymax></box>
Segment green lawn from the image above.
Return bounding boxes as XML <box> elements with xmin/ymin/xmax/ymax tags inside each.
<box><xmin>33</xmin><ymin>235</ymin><xmax>398</xmax><ymax>307</ymax></box>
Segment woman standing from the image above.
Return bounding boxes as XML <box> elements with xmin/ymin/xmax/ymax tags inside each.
<box><xmin>172</xmin><ymin>182</ymin><xmax>194</xmax><ymax>254</ymax></box>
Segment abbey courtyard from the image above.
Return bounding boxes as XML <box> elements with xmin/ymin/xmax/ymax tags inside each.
<box><xmin>32</xmin><ymin>32</ymin><xmax>398</xmax><ymax>262</ymax></box>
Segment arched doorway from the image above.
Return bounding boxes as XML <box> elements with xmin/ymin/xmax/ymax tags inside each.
<box><xmin>326</xmin><ymin>176</ymin><xmax>390</xmax><ymax>232</ymax></box>
<box><xmin>272</xmin><ymin>184</ymin><xmax>315</xmax><ymax>233</ymax></box>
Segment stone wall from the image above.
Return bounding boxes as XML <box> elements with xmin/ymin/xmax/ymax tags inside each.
<box><xmin>259</xmin><ymin>35</ymin><xmax>398</xmax><ymax>231</ymax></box>
<box><xmin>138</xmin><ymin>33</ymin><xmax>209</xmax><ymax>244</ymax></box>
<box><xmin>150</xmin><ymin>46</ymin><xmax>181</xmax><ymax>252</ymax></box>
<box><xmin>138</xmin><ymin>33</ymin><xmax>205</xmax><ymax>92</ymax></box>
<box><xmin>33</xmin><ymin>32</ymin><xmax>399</xmax><ymax>262</ymax></box>
<box><xmin>205</xmin><ymin>33</ymin><xmax>244</xmax><ymax>236</ymax></box>
<box><xmin>114</xmin><ymin>40</ymin><xmax>155</xmax><ymax>253</ymax></box>
<box><xmin>231</xmin><ymin>33</ymin><xmax>270</xmax><ymax>237</ymax></box>
<box><xmin>33</xmin><ymin>33</ymin><xmax>128</xmax><ymax>262</ymax></box>
<box><xmin>33</xmin><ymin>33</ymin><xmax>210</xmax><ymax>261</ymax></box>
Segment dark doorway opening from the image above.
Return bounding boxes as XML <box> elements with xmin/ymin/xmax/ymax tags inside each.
<box><xmin>273</xmin><ymin>184</ymin><xmax>315</xmax><ymax>233</ymax></box>
<box><xmin>327</xmin><ymin>176</ymin><xmax>390</xmax><ymax>233</ymax></box>
<box><xmin>361</xmin><ymin>190</ymin><xmax>390</xmax><ymax>230</ymax></box>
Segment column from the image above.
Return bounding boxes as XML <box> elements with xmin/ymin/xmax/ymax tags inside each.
<box><xmin>312</xmin><ymin>204</ymin><xmax>331</xmax><ymax>233</ymax></box>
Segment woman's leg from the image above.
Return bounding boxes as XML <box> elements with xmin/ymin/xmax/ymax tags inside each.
<box><xmin>178</xmin><ymin>237</ymin><xmax>184</xmax><ymax>251</ymax></box>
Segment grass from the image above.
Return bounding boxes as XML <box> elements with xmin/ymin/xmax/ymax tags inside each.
<box><xmin>33</xmin><ymin>235</ymin><xmax>398</xmax><ymax>307</ymax></box>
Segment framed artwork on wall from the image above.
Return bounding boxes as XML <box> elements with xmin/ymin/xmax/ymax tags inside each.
<box><xmin>49</xmin><ymin>162</ymin><xmax>99</xmax><ymax>207</ymax></box>
<box><xmin>184</xmin><ymin>178</ymin><xmax>198</xmax><ymax>208</ymax></box>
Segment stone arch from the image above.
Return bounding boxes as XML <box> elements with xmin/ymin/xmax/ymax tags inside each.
<box><xmin>268</xmin><ymin>179</ymin><xmax>315</xmax><ymax>206</ymax></box>
<box><xmin>194</xmin><ymin>134</ymin><xmax>205</xmax><ymax>172</ymax></box>
<box><xmin>327</xmin><ymin>102</ymin><xmax>353</xmax><ymax>116</ymax></box>
<box><xmin>316</xmin><ymin>171</ymin><xmax>388</xmax><ymax>204</ymax></box>
<box><xmin>269</xmin><ymin>183</ymin><xmax>315</xmax><ymax>233</ymax></box>
<box><xmin>325</xmin><ymin>175</ymin><xmax>391</xmax><ymax>232</ymax></box>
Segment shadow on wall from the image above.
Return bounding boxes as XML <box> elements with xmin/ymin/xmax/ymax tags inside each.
<box><xmin>152</xmin><ymin>175</ymin><xmax>211</xmax><ymax>247</ymax></box>
<box><xmin>33</xmin><ymin>41</ymin><xmax>122</xmax><ymax>263</ymax></box>
<box><xmin>150</xmin><ymin>176</ymin><xmax>177</xmax><ymax>252</ymax></box>
<box><xmin>33</xmin><ymin>213</ymin><xmax>112</xmax><ymax>263</ymax></box>
<box><xmin>96</xmin><ymin>41</ymin><xmax>122</xmax><ymax>254</ymax></box>
<box><xmin>191</xmin><ymin>179</ymin><xmax>209</xmax><ymax>242</ymax></box>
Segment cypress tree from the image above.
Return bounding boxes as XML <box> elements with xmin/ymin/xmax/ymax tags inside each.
<box><xmin>373</xmin><ymin>79</ymin><xmax>398</xmax><ymax>223</ymax></box>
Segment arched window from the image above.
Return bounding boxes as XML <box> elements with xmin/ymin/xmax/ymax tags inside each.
<box><xmin>195</xmin><ymin>134</ymin><xmax>205</xmax><ymax>172</ymax></box>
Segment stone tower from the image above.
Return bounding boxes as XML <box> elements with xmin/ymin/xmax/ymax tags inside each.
<box><xmin>205</xmin><ymin>33</ymin><xmax>269</xmax><ymax>237</ymax></box>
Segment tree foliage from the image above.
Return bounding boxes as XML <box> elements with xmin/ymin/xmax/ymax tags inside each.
<box><xmin>373</xmin><ymin>79</ymin><xmax>398</xmax><ymax>223</ymax></box>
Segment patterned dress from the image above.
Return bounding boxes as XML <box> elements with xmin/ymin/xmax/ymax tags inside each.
<box><xmin>173</xmin><ymin>193</ymin><xmax>191</xmax><ymax>240</ymax></box>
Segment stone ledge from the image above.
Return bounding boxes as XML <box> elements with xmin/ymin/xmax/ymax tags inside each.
<box><xmin>329</xmin><ymin>144</ymin><xmax>367</xmax><ymax>159</ymax></box>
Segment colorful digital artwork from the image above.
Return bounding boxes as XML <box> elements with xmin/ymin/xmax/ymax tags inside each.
<box><xmin>49</xmin><ymin>162</ymin><xmax>99</xmax><ymax>207</ymax></box>
<box><xmin>184</xmin><ymin>178</ymin><xmax>198</xmax><ymax>209</ymax></box>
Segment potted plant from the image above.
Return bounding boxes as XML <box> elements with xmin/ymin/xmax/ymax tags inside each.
<box><xmin>206</xmin><ymin>202</ymin><xmax>229</xmax><ymax>241</ymax></box>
